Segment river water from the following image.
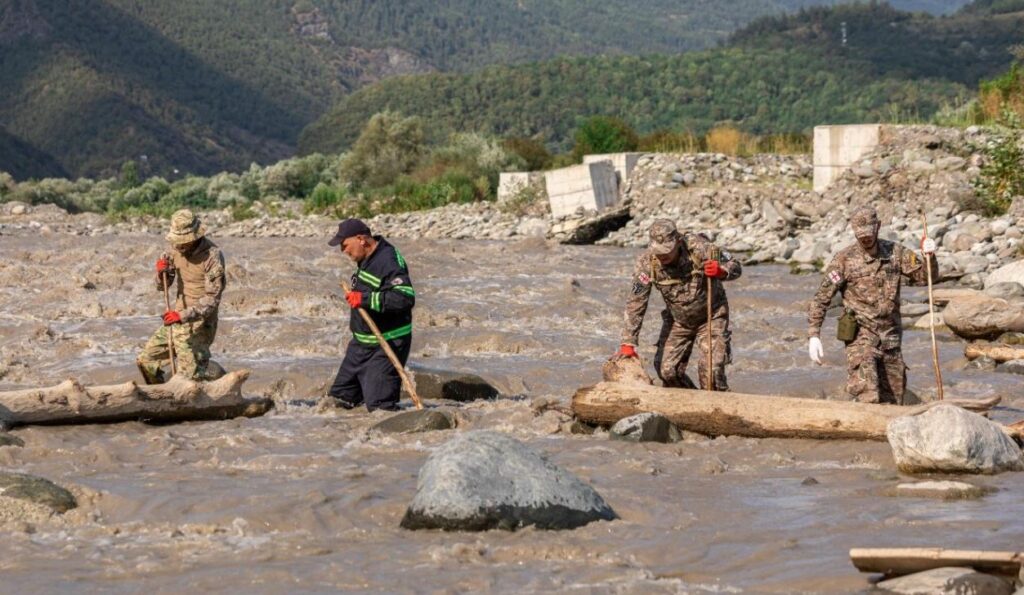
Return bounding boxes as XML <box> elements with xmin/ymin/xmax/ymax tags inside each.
<box><xmin>1</xmin><ymin>233</ymin><xmax>1022</xmax><ymax>593</ymax></box>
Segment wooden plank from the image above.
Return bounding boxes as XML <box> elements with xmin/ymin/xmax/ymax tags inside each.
<box><xmin>850</xmin><ymin>547</ymin><xmax>1023</xmax><ymax>578</ymax></box>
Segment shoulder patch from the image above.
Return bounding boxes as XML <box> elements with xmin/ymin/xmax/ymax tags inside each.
<box><xmin>392</xmin><ymin>277</ymin><xmax>404</xmax><ymax>285</ymax></box>
<box><xmin>638</xmin><ymin>272</ymin><xmax>651</xmax><ymax>285</ymax></box>
<box><xmin>828</xmin><ymin>270</ymin><xmax>842</xmax><ymax>285</ymax></box>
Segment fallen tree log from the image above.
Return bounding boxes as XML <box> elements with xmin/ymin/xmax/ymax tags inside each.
<box><xmin>850</xmin><ymin>548</ymin><xmax>1023</xmax><ymax>578</ymax></box>
<box><xmin>571</xmin><ymin>382</ymin><xmax>1001</xmax><ymax>441</ymax></box>
<box><xmin>964</xmin><ymin>342</ymin><xmax>1024</xmax><ymax>363</ymax></box>
<box><xmin>0</xmin><ymin>370</ymin><xmax>271</xmax><ymax>426</ymax></box>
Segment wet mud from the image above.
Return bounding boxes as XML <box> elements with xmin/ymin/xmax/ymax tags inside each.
<box><xmin>1</xmin><ymin>232</ymin><xmax>1022</xmax><ymax>593</ymax></box>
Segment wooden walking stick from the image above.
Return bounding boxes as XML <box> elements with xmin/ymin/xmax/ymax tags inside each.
<box><xmin>921</xmin><ymin>213</ymin><xmax>943</xmax><ymax>401</ymax></box>
<box><xmin>341</xmin><ymin>280</ymin><xmax>423</xmax><ymax>410</ymax></box>
<box><xmin>161</xmin><ymin>270</ymin><xmax>177</xmax><ymax>377</ymax></box>
<box><xmin>706</xmin><ymin>247</ymin><xmax>718</xmax><ymax>391</ymax></box>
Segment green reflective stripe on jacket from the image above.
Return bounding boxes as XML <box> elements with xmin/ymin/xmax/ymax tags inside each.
<box><xmin>357</xmin><ymin>269</ymin><xmax>381</xmax><ymax>289</ymax></box>
<box><xmin>369</xmin><ymin>291</ymin><xmax>382</xmax><ymax>312</ymax></box>
<box><xmin>393</xmin><ymin>285</ymin><xmax>415</xmax><ymax>297</ymax></box>
<box><xmin>352</xmin><ymin>323</ymin><xmax>413</xmax><ymax>345</ymax></box>
<box><xmin>395</xmin><ymin>248</ymin><xmax>406</xmax><ymax>269</ymax></box>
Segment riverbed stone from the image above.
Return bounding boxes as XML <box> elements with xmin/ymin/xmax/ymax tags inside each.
<box><xmin>408</xmin><ymin>366</ymin><xmax>500</xmax><ymax>402</ymax></box>
<box><xmin>601</xmin><ymin>357</ymin><xmax>653</xmax><ymax>385</ymax></box>
<box><xmin>610</xmin><ymin>413</ymin><xmax>682</xmax><ymax>443</ymax></box>
<box><xmin>0</xmin><ymin>472</ymin><xmax>77</xmax><ymax>513</ymax></box>
<box><xmin>943</xmin><ymin>294</ymin><xmax>1024</xmax><ymax>340</ymax></box>
<box><xmin>370</xmin><ymin>409</ymin><xmax>455</xmax><ymax>434</ymax></box>
<box><xmin>875</xmin><ymin>567</ymin><xmax>1013</xmax><ymax>595</ymax></box>
<box><xmin>985</xmin><ymin>260</ymin><xmax>1024</xmax><ymax>288</ymax></box>
<box><xmin>887</xmin><ymin>405</ymin><xmax>1024</xmax><ymax>474</ymax></box>
<box><xmin>893</xmin><ymin>480</ymin><xmax>991</xmax><ymax>500</ymax></box>
<box><xmin>996</xmin><ymin>359</ymin><xmax>1024</xmax><ymax>375</ymax></box>
<box><xmin>0</xmin><ymin>432</ymin><xmax>24</xmax><ymax>447</ymax></box>
<box><xmin>401</xmin><ymin>430</ymin><xmax>617</xmax><ymax>531</ymax></box>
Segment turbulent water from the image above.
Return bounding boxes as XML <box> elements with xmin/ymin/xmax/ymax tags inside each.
<box><xmin>1</xmin><ymin>232</ymin><xmax>1022</xmax><ymax>593</ymax></box>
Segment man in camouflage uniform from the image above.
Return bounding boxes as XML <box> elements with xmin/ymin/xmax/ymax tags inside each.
<box><xmin>136</xmin><ymin>209</ymin><xmax>227</xmax><ymax>384</ymax></box>
<box><xmin>807</xmin><ymin>205</ymin><xmax>938</xmax><ymax>404</ymax></box>
<box><xmin>616</xmin><ymin>219</ymin><xmax>742</xmax><ymax>390</ymax></box>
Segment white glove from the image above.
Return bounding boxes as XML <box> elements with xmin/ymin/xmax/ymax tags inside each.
<box><xmin>808</xmin><ymin>337</ymin><xmax>824</xmax><ymax>365</ymax></box>
<box><xmin>921</xmin><ymin>238</ymin><xmax>937</xmax><ymax>254</ymax></box>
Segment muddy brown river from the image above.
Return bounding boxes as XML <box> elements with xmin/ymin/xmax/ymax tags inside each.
<box><xmin>1</xmin><ymin>231</ymin><xmax>1022</xmax><ymax>593</ymax></box>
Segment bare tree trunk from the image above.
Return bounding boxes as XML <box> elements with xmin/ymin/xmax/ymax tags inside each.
<box><xmin>964</xmin><ymin>342</ymin><xmax>1024</xmax><ymax>363</ymax></box>
<box><xmin>850</xmin><ymin>547</ymin><xmax>1022</xmax><ymax>579</ymax></box>
<box><xmin>0</xmin><ymin>370</ymin><xmax>271</xmax><ymax>427</ymax></box>
<box><xmin>571</xmin><ymin>382</ymin><xmax>1001</xmax><ymax>441</ymax></box>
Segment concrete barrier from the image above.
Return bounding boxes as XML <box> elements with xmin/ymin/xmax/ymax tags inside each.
<box><xmin>545</xmin><ymin>161</ymin><xmax>619</xmax><ymax>219</ymax></box>
<box><xmin>582</xmin><ymin>153</ymin><xmax>643</xmax><ymax>186</ymax></box>
<box><xmin>813</xmin><ymin>124</ymin><xmax>882</xmax><ymax>192</ymax></box>
<box><xmin>497</xmin><ymin>172</ymin><xmax>545</xmax><ymax>204</ymax></box>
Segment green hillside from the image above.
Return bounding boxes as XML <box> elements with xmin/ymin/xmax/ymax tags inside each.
<box><xmin>301</xmin><ymin>2</ymin><xmax>1020</xmax><ymax>154</ymax></box>
<box><xmin>0</xmin><ymin>127</ymin><xmax>68</xmax><ymax>180</ymax></box>
<box><xmin>0</xmin><ymin>0</ymin><xmax>976</xmax><ymax>180</ymax></box>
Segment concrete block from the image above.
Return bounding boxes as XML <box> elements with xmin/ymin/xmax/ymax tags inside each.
<box><xmin>813</xmin><ymin>124</ymin><xmax>882</xmax><ymax>192</ymax></box>
<box><xmin>582</xmin><ymin>152</ymin><xmax>643</xmax><ymax>185</ymax></box>
<box><xmin>545</xmin><ymin>161</ymin><xmax>619</xmax><ymax>219</ymax></box>
<box><xmin>497</xmin><ymin>172</ymin><xmax>544</xmax><ymax>204</ymax></box>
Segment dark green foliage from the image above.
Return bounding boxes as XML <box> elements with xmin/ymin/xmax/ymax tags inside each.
<box><xmin>958</xmin><ymin>0</ymin><xmax>1024</xmax><ymax>14</ymax></box>
<box><xmin>340</xmin><ymin>112</ymin><xmax>426</xmax><ymax>190</ymax></box>
<box><xmin>572</xmin><ymin>117</ymin><xmax>639</xmax><ymax>161</ymax></box>
<box><xmin>502</xmin><ymin>137</ymin><xmax>554</xmax><ymax>171</ymax></box>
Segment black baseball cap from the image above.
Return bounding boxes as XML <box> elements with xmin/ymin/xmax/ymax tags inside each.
<box><xmin>328</xmin><ymin>218</ymin><xmax>372</xmax><ymax>247</ymax></box>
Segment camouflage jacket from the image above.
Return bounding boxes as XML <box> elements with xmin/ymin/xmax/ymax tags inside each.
<box><xmin>807</xmin><ymin>239</ymin><xmax>938</xmax><ymax>339</ymax></box>
<box><xmin>156</xmin><ymin>237</ymin><xmax>226</xmax><ymax>323</ymax></box>
<box><xmin>621</xmin><ymin>233</ymin><xmax>741</xmax><ymax>345</ymax></box>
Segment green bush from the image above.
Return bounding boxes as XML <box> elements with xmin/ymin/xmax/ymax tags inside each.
<box><xmin>304</xmin><ymin>182</ymin><xmax>348</xmax><ymax>214</ymax></box>
<box><xmin>502</xmin><ymin>137</ymin><xmax>553</xmax><ymax>171</ymax></box>
<box><xmin>339</xmin><ymin>111</ymin><xmax>426</xmax><ymax>190</ymax></box>
<box><xmin>972</xmin><ymin>133</ymin><xmax>1024</xmax><ymax>216</ymax></box>
<box><xmin>571</xmin><ymin>116</ymin><xmax>639</xmax><ymax>161</ymax></box>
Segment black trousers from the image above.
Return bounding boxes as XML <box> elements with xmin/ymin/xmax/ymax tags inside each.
<box><xmin>329</xmin><ymin>337</ymin><xmax>411</xmax><ymax>411</ymax></box>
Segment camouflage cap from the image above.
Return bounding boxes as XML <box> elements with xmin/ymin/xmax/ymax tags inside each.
<box><xmin>166</xmin><ymin>209</ymin><xmax>206</xmax><ymax>244</ymax></box>
<box><xmin>849</xmin><ymin>205</ymin><xmax>879</xmax><ymax>236</ymax></box>
<box><xmin>649</xmin><ymin>219</ymin><xmax>680</xmax><ymax>255</ymax></box>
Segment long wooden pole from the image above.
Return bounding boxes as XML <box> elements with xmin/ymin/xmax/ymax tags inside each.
<box><xmin>341</xmin><ymin>280</ymin><xmax>423</xmax><ymax>410</ymax></box>
<box><xmin>921</xmin><ymin>214</ymin><xmax>943</xmax><ymax>401</ymax></box>
<box><xmin>161</xmin><ymin>271</ymin><xmax>177</xmax><ymax>376</ymax></box>
<box><xmin>706</xmin><ymin>276</ymin><xmax>714</xmax><ymax>391</ymax></box>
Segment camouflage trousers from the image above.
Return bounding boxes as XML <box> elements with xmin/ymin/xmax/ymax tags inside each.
<box><xmin>136</xmin><ymin>318</ymin><xmax>219</xmax><ymax>384</ymax></box>
<box><xmin>844</xmin><ymin>331</ymin><xmax>906</xmax><ymax>404</ymax></box>
<box><xmin>653</xmin><ymin>308</ymin><xmax>732</xmax><ymax>391</ymax></box>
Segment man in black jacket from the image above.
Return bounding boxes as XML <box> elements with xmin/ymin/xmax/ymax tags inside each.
<box><xmin>327</xmin><ymin>219</ymin><xmax>415</xmax><ymax>411</ymax></box>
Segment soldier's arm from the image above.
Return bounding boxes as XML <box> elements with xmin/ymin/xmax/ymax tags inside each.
<box><xmin>899</xmin><ymin>244</ymin><xmax>939</xmax><ymax>286</ymax></box>
<box><xmin>621</xmin><ymin>255</ymin><xmax>653</xmax><ymax>346</ymax></box>
<box><xmin>808</xmin><ymin>256</ymin><xmax>844</xmax><ymax>338</ymax></box>
<box><xmin>716</xmin><ymin>245</ymin><xmax>742</xmax><ymax>281</ymax></box>
<box><xmin>364</xmin><ymin>254</ymin><xmax>415</xmax><ymax>313</ymax></box>
<box><xmin>181</xmin><ymin>250</ymin><xmax>225</xmax><ymax>322</ymax></box>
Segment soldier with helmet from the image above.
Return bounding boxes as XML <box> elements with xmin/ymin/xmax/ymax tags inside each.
<box><xmin>807</xmin><ymin>205</ymin><xmax>938</xmax><ymax>404</ymax></box>
<box><xmin>615</xmin><ymin>219</ymin><xmax>742</xmax><ymax>390</ymax></box>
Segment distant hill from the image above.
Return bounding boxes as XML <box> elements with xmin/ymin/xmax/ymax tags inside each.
<box><xmin>301</xmin><ymin>2</ymin><xmax>1020</xmax><ymax>155</ymax></box>
<box><xmin>0</xmin><ymin>0</ymin><xmax>975</xmax><ymax>180</ymax></box>
<box><xmin>0</xmin><ymin>127</ymin><xmax>68</xmax><ymax>180</ymax></box>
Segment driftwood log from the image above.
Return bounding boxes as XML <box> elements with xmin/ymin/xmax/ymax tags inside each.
<box><xmin>850</xmin><ymin>548</ymin><xmax>1023</xmax><ymax>578</ymax></box>
<box><xmin>0</xmin><ymin>370</ymin><xmax>271</xmax><ymax>426</ymax></box>
<box><xmin>571</xmin><ymin>382</ymin><xmax>1001</xmax><ymax>441</ymax></box>
<box><xmin>964</xmin><ymin>342</ymin><xmax>1024</xmax><ymax>363</ymax></box>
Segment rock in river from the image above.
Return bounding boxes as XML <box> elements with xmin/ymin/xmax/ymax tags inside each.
<box><xmin>370</xmin><ymin>409</ymin><xmax>455</xmax><ymax>434</ymax></box>
<box><xmin>875</xmin><ymin>567</ymin><xmax>1013</xmax><ymax>595</ymax></box>
<box><xmin>887</xmin><ymin>405</ymin><xmax>1024</xmax><ymax>474</ymax></box>
<box><xmin>0</xmin><ymin>432</ymin><xmax>24</xmax><ymax>447</ymax></box>
<box><xmin>401</xmin><ymin>430</ymin><xmax>617</xmax><ymax>531</ymax></box>
<box><xmin>0</xmin><ymin>472</ymin><xmax>77</xmax><ymax>513</ymax></box>
<box><xmin>610</xmin><ymin>413</ymin><xmax>682</xmax><ymax>443</ymax></box>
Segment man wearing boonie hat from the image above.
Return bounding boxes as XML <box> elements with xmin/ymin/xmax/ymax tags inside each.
<box><xmin>807</xmin><ymin>205</ymin><xmax>938</xmax><ymax>404</ymax></box>
<box><xmin>136</xmin><ymin>209</ymin><xmax>226</xmax><ymax>384</ymax></box>
<box><xmin>326</xmin><ymin>218</ymin><xmax>415</xmax><ymax>411</ymax></box>
<box><xmin>615</xmin><ymin>218</ymin><xmax>742</xmax><ymax>391</ymax></box>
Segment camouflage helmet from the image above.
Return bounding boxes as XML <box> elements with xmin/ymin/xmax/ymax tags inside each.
<box><xmin>849</xmin><ymin>205</ymin><xmax>879</xmax><ymax>236</ymax></box>
<box><xmin>649</xmin><ymin>219</ymin><xmax>680</xmax><ymax>255</ymax></box>
<box><xmin>166</xmin><ymin>209</ymin><xmax>206</xmax><ymax>244</ymax></box>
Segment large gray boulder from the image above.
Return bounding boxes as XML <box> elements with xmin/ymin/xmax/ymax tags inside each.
<box><xmin>985</xmin><ymin>260</ymin><xmax>1024</xmax><ymax>289</ymax></box>
<box><xmin>943</xmin><ymin>294</ymin><xmax>1024</xmax><ymax>340</ymax></box>
<box><xmin>401</xmin><ymin>431</ymin><xmax>617</xmax><ymax>531</ymax></box>
<box><xmin>875</xmin><ymin>567</ymin><xmax>1013</xmax><ymax>595</ymax></box>
<box><xmin>371</xmin><ymin>409</ymin><xmax>455</xmax><ymax>435</ymax></box>
<box><xmin>610</xmin><ymin>413</ymin><xmax>682</xmax><ymax>443</ymax></box>
<box><xmin>887</xmin><ymin>405</ymin><xmax>1024</xmax><ymax>474</ymax></box>
<box><xmin>0</xmin><ymin>472</ymin><xmax>77</xmax><ymax>513</ymax></box>
<box><xmin>407</xmin><ymin>366</ymin><xmax>500</xmax><ymax>402</ymax></box>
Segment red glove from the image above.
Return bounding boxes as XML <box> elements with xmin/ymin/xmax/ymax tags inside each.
<box><xmin>346</xmin><ymin>291</ymin><xmax>363</xmax><ymax>309</ymax></box>
<box><xmin>617</xmin><ymin>344</ymin><xmax>638</xmax><ymax>358</ymax></box>
<box><xmin>704</xmin><ymin>260</ymin><xmax>727</xmax><ymax>279</ymax></box>
<box><xmin>156</xmin><ymin>258</ymin><xmax>171</xmax><ymax>273</ymax></box>
<box><xmin>162</xmin><ymin>310</ymin><xmax>182</xmax><ymax>325</ymax></box>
